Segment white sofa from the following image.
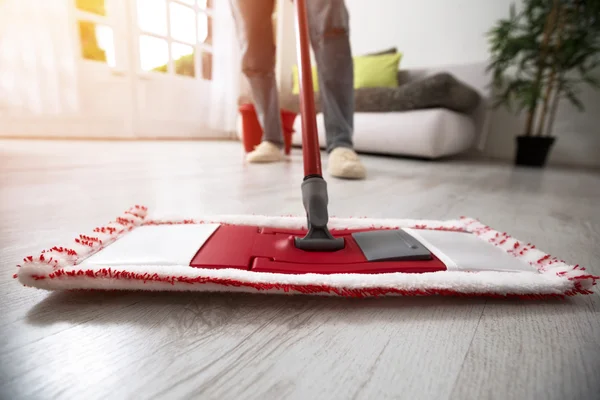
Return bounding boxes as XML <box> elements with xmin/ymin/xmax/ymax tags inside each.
<box><xmin>292</xmin><ymin>109</ymin><xmax>475</xmax><ymax>159</ymax></box>
<box><xmin>294</xmin><ymin>62</ymin><xmax>491</xmax><ymax>159</ymax></box>
<box><xmin>238</xmin><ymin>62</ymin><xmax>491</xmax><ymax>159</ymax></box>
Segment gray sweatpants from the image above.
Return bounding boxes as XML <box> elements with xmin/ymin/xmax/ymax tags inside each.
<box><xmin>229</xmin><ymin>0</ymin><xmax>354</xmax><ymax>152</ymax></box>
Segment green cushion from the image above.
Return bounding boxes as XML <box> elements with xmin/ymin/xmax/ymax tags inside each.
<box><xmin>291</xmin><ymin>50</ymin><xmax>402</xmax><ymax>94</ymax></box>
<box><xmin>354</xmin><ymin>52</ymin><xmax>402</xmax><ymax>89</ymax></box>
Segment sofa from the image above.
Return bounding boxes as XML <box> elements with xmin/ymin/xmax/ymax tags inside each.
<box><xmin>237</xmin><ymin>60</ymin><xmax>491</xmax><ymax>159</ymax></box>
<box><xmin>291</xmin><ymin>62</ymin><xmax>491</xmax><ymax>159</ymax></box>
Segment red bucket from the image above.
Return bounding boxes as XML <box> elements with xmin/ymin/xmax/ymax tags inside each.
<box><xmin>238</xmin><ymin>103</ymin><xmax>297</xmax><ymax>155</ymax></box>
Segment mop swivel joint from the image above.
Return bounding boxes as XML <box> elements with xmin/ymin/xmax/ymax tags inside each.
<box><xmin>294</xmin><ymin>176</ymin><xmax>345</xmax><ymax>252</ymax></box>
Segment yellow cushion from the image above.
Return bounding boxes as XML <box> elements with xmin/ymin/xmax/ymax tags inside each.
<box><xmin>354</xmin><ymin>52</ymin><xmax>402</xmax><ymax>88</ymax></box>
<box><xmin>291</xmin><ymin>52</ymin><xmax>402</xmax><ymax>94</ymax></box>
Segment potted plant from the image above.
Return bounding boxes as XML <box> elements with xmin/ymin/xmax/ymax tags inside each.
<box><xmin>486</xmin><ymin>0</ymin><xmax>600</xmax><ymax>167</ymax></box>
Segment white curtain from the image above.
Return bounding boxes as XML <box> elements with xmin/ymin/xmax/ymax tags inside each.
<box><xmin>0</xmin><ymin>0</ymin><xmax>79</xmax><ymax>116</ymax></box>
<box><xmin>206</xmin><ymin>0</ymin><xmax>241</xmax><ymax>134</ymax></box>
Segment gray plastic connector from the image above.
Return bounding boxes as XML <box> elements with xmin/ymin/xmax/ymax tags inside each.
<box><xmin>294</xmin><ymin>176</ymin><xmax>345</xmax><ymax>251</ymax></box>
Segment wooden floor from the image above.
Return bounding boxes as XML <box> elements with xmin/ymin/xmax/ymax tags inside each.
<box><xmin>1</xmin><ymin>139</ymin><xmax>599</xmax><ymax>400</ymax></box>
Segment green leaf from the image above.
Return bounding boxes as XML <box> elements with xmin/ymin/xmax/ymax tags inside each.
<box><xmin>485</xmin><ymin>0</ymin><xmax>600</xmax><ymax>115</ymax></box>
<box><xmin>564</xmin><ymin>87</ymin><xmax>585</xmax><ymax>112</ymax></box>
<box><xmin>582</xmin><ymin>74</ymin><xmax>600</xmax><ymax>88</ymax></box>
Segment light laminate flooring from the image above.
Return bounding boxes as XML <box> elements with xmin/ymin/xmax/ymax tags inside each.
<box><xmin>1</xmin><ymin>140</ymin><xmax>599</xmax><ymax>400</ymax></box>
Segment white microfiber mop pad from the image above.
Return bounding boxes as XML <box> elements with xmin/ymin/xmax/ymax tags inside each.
<box><xmin>15</xmin><ymin>205</ymin><xmax>597</xmax><ymax>299</ymax></box>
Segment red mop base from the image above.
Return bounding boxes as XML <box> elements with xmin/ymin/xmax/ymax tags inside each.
<box><xmin>14</xmin><ymin>206</ymin><xmax>598</xmax><ymax>298</ymax></box>
<box><xmin>190</xmin><ymin>225</ymin><xmax>447</xmax><ymax>274</ymax></box>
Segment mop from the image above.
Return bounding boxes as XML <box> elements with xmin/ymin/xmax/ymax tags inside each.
<box><xmin>15</xmin><ymin>0</ymin><xmax>597</xmax><ymax>298</ymax></box>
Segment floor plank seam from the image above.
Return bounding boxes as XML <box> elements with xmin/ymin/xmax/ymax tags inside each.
<box><xmin>448</xmin><ymin>301</ymin><xmax>487</xmax><ymax>399</ymax></box>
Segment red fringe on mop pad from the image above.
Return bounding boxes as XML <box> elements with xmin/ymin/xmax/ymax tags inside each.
<box><xmin>15</xmin><ymin>205</ymin><xmax>597</xmax><ymax>299</ymax></box>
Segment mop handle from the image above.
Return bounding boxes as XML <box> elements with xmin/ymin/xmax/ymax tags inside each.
<box><xmin>293</xmin><ymin>0</ymin><xmax>322</xmax><ymax>177</ymax></box>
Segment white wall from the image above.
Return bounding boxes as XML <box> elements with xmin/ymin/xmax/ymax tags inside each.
<box><xmin>276</xmin><ymin>0</ymin><xmax>518</xmax><ymax>84</ymax></box>
<box><xmin>276</xmin><ymin>1</ymin><xmax>517</xmax><ymax>93</ymax></box>
<box><xmin>484</xmin><ymin>78</ymin><xmax>600</xmax><ymax>168</ymax></box>
<box><xmin>277</xmin><ymin>0</ymin><xmax>518</xmax><ymax>70</ymax></box>
<box><xmin>345</xmin><ymin>0</ymin><xmax>517</xmax><ymax>68</ymax></box>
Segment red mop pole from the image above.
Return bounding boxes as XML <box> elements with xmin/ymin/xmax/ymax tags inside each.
<box><xmin>292</xmin><ymin>0</ymin><xmax>344</xmax><ymax>251</ymax></box>
<box><xmin>293</xmin><ymin>0</ymin><xmax>321</xmax><ymax>177</ymax></box>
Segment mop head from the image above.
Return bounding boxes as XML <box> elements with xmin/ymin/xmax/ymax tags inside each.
<box><xmin>15</xmin><ymin>205</ymin><xmax>597</xmax><ymax>299</ymax></box>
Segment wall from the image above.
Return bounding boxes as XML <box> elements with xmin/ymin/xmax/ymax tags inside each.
<box><xmin>344</xmin><ymin>0</ymin><xmax>518</xmax><ymax>68</ymax></box>
<box><xmin>484</xmin><ymin>78</ymin><xmax>600</xmax><ymax>168</ymax></box>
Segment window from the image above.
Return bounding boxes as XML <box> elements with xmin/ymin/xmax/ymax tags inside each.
<box><xmin>136</xmin><ymin>0</ymin><xmax>213</xmax><ymax>80</ymax></box>
<box><xmin>75</xmin><ymin>0</ymin><xmax>116</xmax><ymax>66</ymax></box>
<box><xmin>74</xmin><ymin>0</ymin><xmax>214</xmax><ymax>80</ymax></box>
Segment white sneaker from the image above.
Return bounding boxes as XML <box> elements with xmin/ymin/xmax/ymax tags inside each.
<box><xmin>246</xmin><ymin>141</ymin><xmax>284</xmax><ymax>163</ymax></box>
<box><xmin>327</xmin><ymin>147</ymin><xmax>366</xmax><ymax>179</ymax></box>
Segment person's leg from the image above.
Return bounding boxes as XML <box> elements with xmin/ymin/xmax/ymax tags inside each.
<box><xmin>305</xmin><ymin>0</ymin><xmax>366</xmax><ymax>178</ymax></box>
<box><xmin>230</xmin><ymin>0</ymin><xmax>283</xmax><ymax>162</ymax></box>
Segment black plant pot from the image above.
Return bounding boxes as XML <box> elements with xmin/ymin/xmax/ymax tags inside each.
<box><xmin>515</xmin><ymin>135</ymin><xmax>556</xmax><ymax>167</ymax></box>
